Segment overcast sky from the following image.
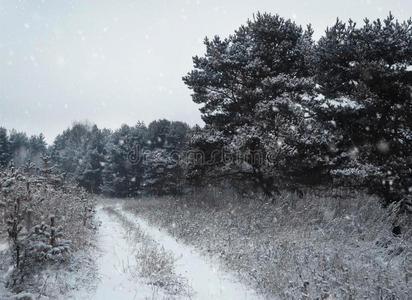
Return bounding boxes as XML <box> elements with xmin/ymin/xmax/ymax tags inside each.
<box><xmin>0</xmin><ymin>0</ymin><xmax>410</xmax><ymax>143</ymax></box>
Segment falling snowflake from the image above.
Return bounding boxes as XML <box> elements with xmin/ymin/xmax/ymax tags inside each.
<box><xmin>376</xmin><ymin>140</ymin><xmax>390</xmax><ymax>154</ymax></box>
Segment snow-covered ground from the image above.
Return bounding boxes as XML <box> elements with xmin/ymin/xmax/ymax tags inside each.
<box><xmin>0</xmin><ymin>240</ymin><xmax>8</xmax><ymax>252</ymax></box>
<box><xmin>0</xmin><ymin>238</ymin><xmax>11</xmax><ymax>299</ymax></box>
<box><xmin>0</xmin><ymin>201</ymin><xmax>260</xmax><ymax>299</ymax></box>
<box><xmin>120</xmin><ymin>208</ymin><xmax>261</xmax><ymax>300</ymax></box>
<box><xmin>69</xmin><ymin>205</ymin><xmax>172</xmax><ymax>300</ymax></box>
<box><xmin>72</xmin><ymin>202</ymin><xmax>261</xmax><ymax>300</ymax></box>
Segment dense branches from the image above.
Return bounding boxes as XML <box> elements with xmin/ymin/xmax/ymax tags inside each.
<box><xmin>184</xmin><ymin>12</ymin><xmax>412</xmax><ymax>206</ymax></box>
<box><xmin>314</xmin><ymin>14</ymin><xmax>412</xmax><ymax>203</ymax></box>
<box><xmin>0</xmin><ymin>156</ymin><xmax>95</xmax><ymax>289</ymax></box>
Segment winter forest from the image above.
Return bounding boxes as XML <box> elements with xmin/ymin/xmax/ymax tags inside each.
<box><xmin>1</xmin><ymin>3</ymin><xmax>412</xmax><ymax>300</ymax></box>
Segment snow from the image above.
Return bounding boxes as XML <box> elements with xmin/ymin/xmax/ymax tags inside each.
<box><xmin>71</xmin><ymin>205</ymin><xmax>168</xmax><ymax>300</ymax></box>
<box><xmin>0</xmin><ymin>240</ymin><xmax>8</xmax><ymax>253</ymax></box>
<box><xmin>10</xmin><ymin>292</ymin><xmax>35</xmax><ymax>299</ymax></box>
<box><xmin>120</xmin><ymin>207</ymin><xmax>261</xmax><ymax>300</ymax></box>
<box><xmin>70</xmin><ymin>201</ymin><xmax>260</xmax><ymax>299</ymax></box>
<box><xmin>0</xmin><ymin>242</ymin><xmax>12</xmax><ymax>300</ymax></box>
<box><xmin>320</xmin><ymin>96</ymin><xmax>363</xmax><ymax>109</ymax></box>
<box><xmin>1</xmin><ymin>202</ymin><xmax>260</xmax><ymax>299</ymax></box>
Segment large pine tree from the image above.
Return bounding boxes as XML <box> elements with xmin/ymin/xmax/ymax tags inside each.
<box><xmin>101</xmin><ymin>123</ymin><xmax>147</xmax><ymax>197</ymax></box>
<box><xmin>183</xmin><ymin>13</ymin><xmax>330</xmax><ymax>194</ymax></box>
<box><xmin>314</xmin><ymin>14</ymin><xmax>412</xmax><ymax>201</ymax></box>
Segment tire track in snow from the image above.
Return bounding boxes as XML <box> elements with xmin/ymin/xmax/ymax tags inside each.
<box><xmin>118</xmin><ymin>206</ymin><xmax>262</xmax><ymax>300</ymax></box>
<box><xmin>75</xmin><ymin>205</ymin><xmax>171</xmax><ymax>300</ymax></box>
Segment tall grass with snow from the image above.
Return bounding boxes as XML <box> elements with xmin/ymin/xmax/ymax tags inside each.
<box><xmin>125</xmin><ymin>188</ymin><xmax>411</xmax><ymax>299</ymax></box>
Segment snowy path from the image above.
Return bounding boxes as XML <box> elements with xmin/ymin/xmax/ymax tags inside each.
<box><xmin>82</xmin><ymin>202</ymin><xmax>261</xmax><ymax>300</ymax></box>
<box><xmin>90</xmin><ymin>207</ymin><xmax>140</xmax><ymax>299</ymax></box>
<box><xmin>120</xmin><ymin>207</ymin><xmax>261</xmax><ymax>300</ymax></box>
<box><xmin>74</xmin><ymin>205</ymin><xmax>170</xmax><ymax>300</ymax></box>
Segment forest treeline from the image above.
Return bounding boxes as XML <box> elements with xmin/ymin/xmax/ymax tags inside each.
<box><xmin>0</xmin><ymin>13</ymin><xmax>411</xmax><ymax>209</ymax></box>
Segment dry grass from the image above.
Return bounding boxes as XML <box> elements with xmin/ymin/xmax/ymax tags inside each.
<box><xmin>124</xmin><ymin>187</ymin><xmax>412</xmax><ymax>299</ymax></box>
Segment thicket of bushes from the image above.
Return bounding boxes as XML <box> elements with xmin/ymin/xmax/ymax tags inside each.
<box><xmin>0</xmin><ymin>156</ymin><xmax>95</xmax><ymax>293</ymax></box>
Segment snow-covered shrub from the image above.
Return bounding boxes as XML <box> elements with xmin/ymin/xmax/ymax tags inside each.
<box><xmin>0</xmin><ymin>156</ymin><xmax>95</xmax><ymax>290</ymax></box>
<box><xmin>23</xmin><ymin>216</ymin><xmax>70</xmax><ymax>264</ymax></box>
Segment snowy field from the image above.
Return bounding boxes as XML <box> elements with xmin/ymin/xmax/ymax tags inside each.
<box><xmin>1</xmin><ymin>199</ymin><xmax>262</xmax><ymax>299</ymax></box>
<box><xmin>1</xmin><ymin>192</ymin><xmax>411</xmax><ymax>299</ymax></box>
<box><xmin>1</xmin><ymin>191</ymin><xmax>411</xmax><ymax>299</ymax></box>
<box><xmin>122</xmin><ymin>191</ymin><xmax>412</xmax><ymax>299</ymax></box>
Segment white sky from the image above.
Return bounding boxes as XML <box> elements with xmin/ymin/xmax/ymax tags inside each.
<box><xmin>0</xmin><ymin>0</ymin><xmax>410</xmax><ymax>143</ymax></box>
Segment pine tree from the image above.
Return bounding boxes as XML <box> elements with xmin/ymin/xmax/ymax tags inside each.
<box><xmin>0</xmin><ymin>127</ymin><xmax>11</xmax><ymax>168</ymax></box>
<box><xmin>147</xmin><ymin>119</ymin><xmax>171</xmax><ymax>149</ymax></box>
<box><xmin>314</xmin><ymin>14</ymin><xmax>412</xmax><ymax>202</ymax></box>
<box><xmin>24</xmin><ymin>215</ymin><xmax>70</xmax><ymax>263</ymax></box>
<box><xmin>140</xmin><ymin>120</ymin><xmax>189</xmax><ymax>195</ymax></box>
<box><xmin>51</xmin><ymin>122</ymin><xmax>92</xmax><ymax>175</ymax></box>
<box><xmin>101</xmin><ymin>123</ymin><xmax>147</xmax><ymax>197</ymax></box>
<box><xmin>9</xmin><ymin>130</ymin><xmax>30</xmax><ymax>167</ymax></box>
<box><xmin>76</xmin><ymin>125</ymin><xmax>107</xmax><ymax>193</ymax></box>
<box><xmin>183</xmin><ymin>13</ymin><xmax>327</xmax><ymax>194</ymax></box>
<box><xmin>28</xmin><ymin>133</ymin><xmax>47</xmax><ymax>164</ymax></box>
<box><xmin>142</xmin><ymin>148</ymin><xmax>184</xmax><ymax>195</ymax></box>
